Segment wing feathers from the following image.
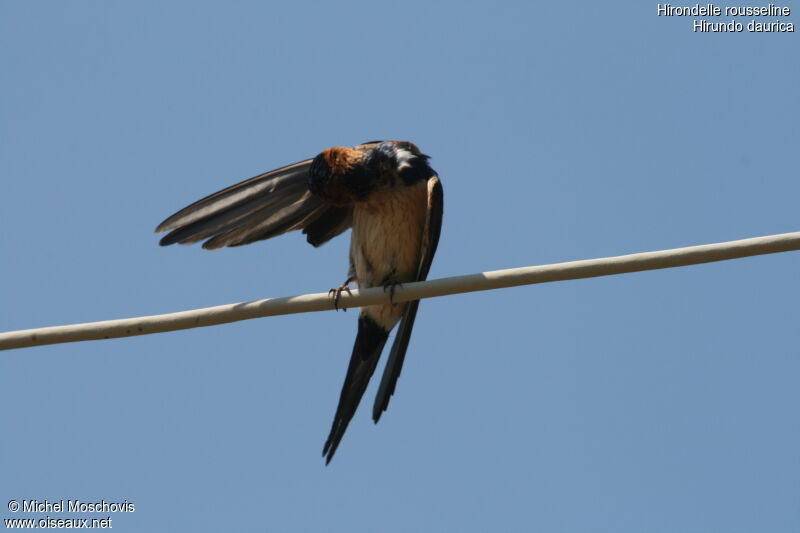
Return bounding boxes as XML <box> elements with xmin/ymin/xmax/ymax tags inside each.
<box><xmin>156</xmin><ymin>159</ymin><xmax>352</xmax><ymax>249</ymax></box>
<box><xmin>303</xmin><ymin>206</ymin><xmax>353</xmax><ymax>248</ymax></box>
<box><xmin>156</xmin><ymin>160</ymin><xmax>312</xmax><ymax>233</ymax></box>
<box><xmin>201</xmin><ymin>191</ymin><xmax>324</xmax><ymax>249</ymax></box>
<box><xmin>158</xmin><ymin>179</ymin><xmax>310</xmax><ymax>246</ymax></box>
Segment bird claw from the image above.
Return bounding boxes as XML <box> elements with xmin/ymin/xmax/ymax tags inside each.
<box><xmin>329</xmin><ymin>284</ymin><xmax>352</xmax><ymax>311</ymax></box>
<box><xmin>382</xmin><ymin>279</ymin><xmax>403</xmax><ymax>305</ymax></box>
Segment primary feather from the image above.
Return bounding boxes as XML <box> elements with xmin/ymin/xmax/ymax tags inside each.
<box><xmin>156</xmin><ymin>160</ymin><xmax>350</xmax><ymax>249</ymax></box>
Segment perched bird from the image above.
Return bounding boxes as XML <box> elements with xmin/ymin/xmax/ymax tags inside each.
<box><xmin>156</xmin><ymin>141</ymin><xmax>443</xmax><ymax>463</ymax></box>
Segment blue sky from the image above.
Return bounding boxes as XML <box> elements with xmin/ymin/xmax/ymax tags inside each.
<box><xmin>1</xmin><ymin>2</ymin><xmax>798</xmax><ymax>532</ymax></box>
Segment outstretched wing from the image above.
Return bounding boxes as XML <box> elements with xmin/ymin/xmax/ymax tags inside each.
<box><xmin>156</xmin><ymin>159</ymin><xmax>352</xmax><ymax>249</ymax></box>
<box><xmin>373</xmin><ymin>175</ymin><xmax>443</xmax><ymax>421</ymax></box>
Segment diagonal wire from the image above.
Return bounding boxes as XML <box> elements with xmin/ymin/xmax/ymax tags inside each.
<box><xmin>1</xmin><ymin>231</ymin><xmax>799</xmax><ymax>351</ymax></box>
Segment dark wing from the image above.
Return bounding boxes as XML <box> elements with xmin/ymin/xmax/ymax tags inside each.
<box><xmin>156</xmin><ymin>159</ymin><xmax>352</xmax><ymax>249</ymax></box>
<box><xmin>373</xmin><ymin>175</ymin><xmax>443</xmax><ymax>422</ymax></box>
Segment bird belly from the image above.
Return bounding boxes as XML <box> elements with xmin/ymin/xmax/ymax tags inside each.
<box><xmin>350</xmin><ymin>182</ymin><xmax>428</xmax><ymax>330</ymax></box>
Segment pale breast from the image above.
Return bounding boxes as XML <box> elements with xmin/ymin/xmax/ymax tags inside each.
<box><xmin>350</xmin><ymin>181</ymin><xmax>428</xmax><ymax>328</ymax></box>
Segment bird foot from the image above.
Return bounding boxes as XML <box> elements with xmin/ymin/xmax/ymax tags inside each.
<box><xmin>382</xmin><ymin>278</ymin><xmax>403</xmax><ymax>305</ymax></box>
<box><xmin>328</xmin><ymin>283</ymin><xmax>352</xmax><ymax>311</ymax></box>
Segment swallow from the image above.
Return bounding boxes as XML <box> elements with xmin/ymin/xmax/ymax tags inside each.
<box><xmin>156</xmin><ymin>141</ymin><xmax>443</xmax><ymax>463</ymax></box>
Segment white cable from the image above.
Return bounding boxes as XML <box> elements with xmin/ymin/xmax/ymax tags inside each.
<box><xmin>1</xmin><ymin>231</ymin><xmax>798</xmax><ymax>351</ymax></box>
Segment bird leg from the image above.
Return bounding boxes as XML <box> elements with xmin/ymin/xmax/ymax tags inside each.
<box><xmin>329</xmin><ymin>277</ymin><xmax>354</xmax><ymax>311</ymax></box>
<box><xmin>382</xmin><ymin>277</ymin><xmax>403</xmax><ymax>306</ymax></box>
